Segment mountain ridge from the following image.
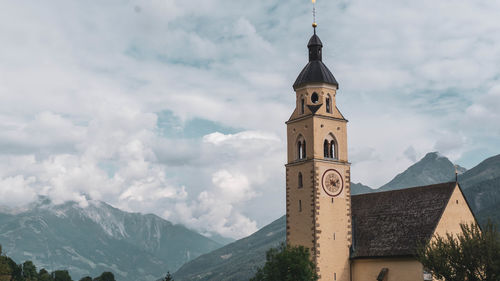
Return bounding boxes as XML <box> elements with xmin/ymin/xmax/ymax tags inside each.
<box><xmin>0</xmin><ymin>198</ymin><xmax>221</xmax><ymax>281</ymax></box>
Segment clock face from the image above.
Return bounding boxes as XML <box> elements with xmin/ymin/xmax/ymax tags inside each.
<box><xmin>322</xmin><ymin>169</ymin><xmax>344</xmax><ymax>197</ymax></box>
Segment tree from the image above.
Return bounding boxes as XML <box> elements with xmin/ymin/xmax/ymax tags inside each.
<box><xmin>22</xmin><ymin>261</ymin><xmax>37</xmax><ymax>280</ymax></box>
<box><xmin>417</xmin><ymin>221</ymin><xmax>500</xmax><ymax>281</ymax></box>
<box><xmin>250</xmin><ymin>243</ymin><xmax>318</xmax><ymax>281</ymax></box>
<box><xmin>78</xmin><ymin>277</ymin><xmax>92</xmax><ymax>281</ymax></box>
<box><xmin>38</xmin><ymin>269</ymin><xmax>54</xmax><ymax>281</ymax></box>
<box><xmin>93</xmin><ymin>272</ymin><xmax>115</xmax><ymax>281</ymax></box>
<box><xmin>52</xmin><ymin>270</ymin><xmax>72</xmax><ymax>281</ymax></box>
<box><xmin>162</xmin><ymin>272</ymin><xmax>174</xmax><ymax>281</ymax></box>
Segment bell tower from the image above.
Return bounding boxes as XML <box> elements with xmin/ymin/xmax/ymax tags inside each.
<box><xmin>285</xmin><ymin>24</ymin><xmax>352</xmax><ymax>281</ymax></box>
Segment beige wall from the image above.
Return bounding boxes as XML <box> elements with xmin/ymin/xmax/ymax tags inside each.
<box><xmin>352</xmin><ymin>258</ymin><xmax>425</xmax><ymax>281</ymax></box>
<box><xmin>286</xmin><ymin>161</ymin><xmax>315</xmax><ymax>251</ymax></box>
<box><xmin>286</xmin><ymin>83</ymin><xmax>351</xmax><ymax>281</ymax></box>
<box><xmin>433</xmin><ymin>184</ymin><xmax>477</xmax><ymax>237</ymax></box>
<box><xmin>314</xmin><ymin>161</ymin><xmax>351</xmax><ymax>281</ymax></box>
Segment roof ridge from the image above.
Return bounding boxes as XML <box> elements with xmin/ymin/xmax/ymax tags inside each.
<box><xmin>352</xmin><ymin>181</ymin><xmax>456</xmax><ymax>198</ymax></box>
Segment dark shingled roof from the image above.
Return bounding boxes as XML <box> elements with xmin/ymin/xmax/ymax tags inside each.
<box><xmin>350</xmin><ymin>182</ymin><xmax>457</xmax><ymax>259</ymax></box>
<box><xmin>293</xmin><ymin>32</ymin><xmax>338</xmax><ymax>90</ymax></box>
<box><xmin>293</xmin><ymin>61</ymin><xmax>338</xmax><ymax>90</ymax></box>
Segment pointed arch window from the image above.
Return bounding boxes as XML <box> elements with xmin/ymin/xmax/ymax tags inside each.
<box><xmin>296</xmin><ymin>135</ymin><xmax>306</xmax><ymax>160</ymax></box>
<box><xmin>297</xmin><ymin>141</ymin><xmax>302</xmax><ymax>160</ymax></box>
<box><xmin>326</xmin><ymin>94</ymin><xmax>331</xmax><ymax>113</ymax></box>
<box><xmin>302</xmin><ymin>140</ymin><xmax>306</xmax><ymax>159</ymax></box>
<box><xmin>300</xmin><ymin>97</ymin><xmax>305</xmax><ymax>114</ymax></box>
<box><xmin>298</xmin><ymin>172</ymin><xmax>303</xmax><ymax>188</ymax></box>
<box><xmin>323</xmin><ymin>133</ymin><xmax>338</xmax><ymax>159</ymax></box>
<box><xmin>330</xmin><ymin>140</ymin><xmax>336</xmax><ymax>159</ymax></box>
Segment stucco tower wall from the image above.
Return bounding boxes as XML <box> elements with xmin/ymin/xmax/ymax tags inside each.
<box><xmin>286</xmin><ymin>83</ymin><xmax>351</xmax><ymax>281</ymax></box>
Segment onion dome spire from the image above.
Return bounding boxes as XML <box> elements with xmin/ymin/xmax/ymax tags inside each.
<box><xmin>293</xmin><ymin>24</ymin><xmax>338</xmax><ymax>90</ymax></box>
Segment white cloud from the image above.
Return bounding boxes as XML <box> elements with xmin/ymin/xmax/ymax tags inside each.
<box><xmin>0</xmin><ymin>0</ymin><xmax>499</xmax><ymax>238</ymax></box>
<box><xmin>0</xmin><ymin>176</ymin><xmax>37</xmax><ymax>207</ymax></box>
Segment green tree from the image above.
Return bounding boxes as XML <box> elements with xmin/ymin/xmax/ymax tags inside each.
<box><xmin>250</xmin><ymin>243</ymin><xmax>318</xmax><ymax>281</ymax></box>
<box><xmin>0</xmin><ymin>256</ymin><xmax>13</xmax><ymax>278</ymax></box>
<box><xmin>78</xmin><ymin>277</ymin><xmax>92</xmax><ymax>281</ymax></box>
<box><xmin>92</xmin><ymin>272</ymin><xmax>114</xmax><ymax>281</ymax></box>
<box><xmin>52</xmin><ymin>270</ymin><xmax>72</xmax><ymax>281</ymax></box>
<box><xmin>162</xmin><ymin>272</ymin><xmax>174</xmax><ymax>281</ymax></box>
<box><xmin>417</xmin><ymin>221</ymin><xmax>500</xmax><ymax>281</ymax></box>
<box><xmin>38</xmin><ymin>269</ymin><xmax>53</xmax><ymax>281</ymax></box>
<box><xmin>22</xmin><ymin>261</ymin><xmax>37</xmax><ymax>280</ymax></box>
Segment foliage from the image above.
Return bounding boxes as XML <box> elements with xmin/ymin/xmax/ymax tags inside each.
<box><xmin>38</xmin><ymin>269</ymin><xmax>53</xmax><ymax>281</ymax></box>
<box><xmin>92</xmin><ymin>272</ymin><xmax>115</xmax><ymax>281</ymax></box>
<box><xmin>417</xmin><ymin>221</ymin><xmax>500</xmax><ymax>281</ymax></box>
<box><xmin>53</xmin><ymin>270</ymin><xmax>72</xmax><ymax>281</ymax></box>
<box><xmin>162</xmin><ymin>272</ymin><xmax>174</xmax><ymax>281</ymax></box>
<box><xmin>22</xmin><ymin>261</ymin><xmax>37</xmax><ymax>280</ymax></box>
<box><xmin>0</xmin><ymin>245</ymin><xmax>119</xmax><ymax>281</ymax></box>
<box><xmin>250</xmin><ymin>243</ymin><xmax>318</xmax><ymax>281</ymax></box>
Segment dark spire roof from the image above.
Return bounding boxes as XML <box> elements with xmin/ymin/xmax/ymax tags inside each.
<box><xmin>293</xmin><ymin>29</ymin><xmax>338</xmax><ymax>90</ymax></box>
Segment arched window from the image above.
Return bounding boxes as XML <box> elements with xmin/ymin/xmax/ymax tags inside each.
<box><xmin>297</xmin><ymin>135</ymin><xmax>306</xmax><ymax>160</ymax></box>
<box><xmin>330</xmin><ymin>140</ymin><xmax>336</xmax><ymax>159</ymax></box>
<box><xmin>297</xmin><ymin>141</ymin><xmax>302</xmax><ymax>160</ymax></box>
<box><xmin>324</xmin><ymin>133</ymin><xmax>338</xmax><ymax>159</ymax></box>
<box><xmin>326</xmin><ymin>94</ymin><xmax>331</xmax><ymax>113</ymax></box>
<box><xmin>311</xmin><ymin>92</ymin><xmax>319</xmax><ymax>104</ymax></box>
<box><xmin>302</xmin><ymin>140</ymin><xmax>306</xmax><ymax>159</ymax></box>
<box><xmin>298</xmin><ymin>172</ymin><xmax>303</xmax><ymax>188</ymax></box>
<box><xmin>301</xmin><ymin>98</ymin><xmax>305</xmax><ymax>114</ymax></box>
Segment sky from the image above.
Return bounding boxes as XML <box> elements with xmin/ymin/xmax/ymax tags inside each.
<box><xmin>0</xmin><ymin>0</ymin><xmax>499</xmax><ymax>239</ymax></box>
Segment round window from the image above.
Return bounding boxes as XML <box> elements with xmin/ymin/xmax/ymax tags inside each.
<box><xmin>311</xmin><ymin>92</ymin><xmax>319</xmax><ymax>104</ymax></box>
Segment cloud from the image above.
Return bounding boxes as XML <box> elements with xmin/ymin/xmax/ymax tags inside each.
<box><xmin>0</xmin><ymin>0</ymin><xmax>500</xmax><ymax>238</ymax></box>
<box><xmin>0</xmin><ymin>176</ymin><xmax>37</xmax><ymax>207</ymax></box>
<box><xmin>404</xmin><ymin>146</ymin><xmax>417</xmax><ymax>163</ymax></box>
<box><xmin>172</xmin><ymin>169</ymin><xmax>258</xmax><ymax>239</ymax></box>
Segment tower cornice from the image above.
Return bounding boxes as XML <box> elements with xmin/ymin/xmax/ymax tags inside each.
<box><xmin>286</xmin><ymin>114</ymin><xmax>348</xmax><ymax>125</ymax></box>
<box><xmin>294</xmin><ymin>83</ymin><xmax>339</xmax><ymax>92</ymax></box>
<box><xmin>285</xmin><ymin>158</ymin><xmax>351</xmax><ymax>168</ymax></box>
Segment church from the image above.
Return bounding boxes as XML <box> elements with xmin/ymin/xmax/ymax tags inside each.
<box><xmin>285</xmin><ymin>23</ymin><xmax>478</xmax><ymax>281</ymax></box>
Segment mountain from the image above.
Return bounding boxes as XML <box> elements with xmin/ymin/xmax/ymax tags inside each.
<box><xmin>458</xmin><ymin>155</ymin><xmax>500</xmax><ymax>226</ymax></box>
<box><xmin>0</xmin><ymin>198</ymin><xmax>221</xmax><ymax>281</ymax></box>
<box><xmin>350</xmin><ymin>182</ymin><xmax>375</xmax><ymax>195</ymax></box>
<box><xmin>378</xmin><ymin>152</ymin><xmax>466</xmax><ymax>192</ymax></box>
<box><xmin>175</xmin><ymin>152</ymin><xmax>500</xmax><ymax>280</ymax></box>
<box><xmin>458</xmin><ymin>154</ymin><xmax>500</xmax><ymax>190</ymax></box>
<box><xmin>173</xmin><ymin>216</ymin><xmax>285</xmax><ymax>281</ymax></box>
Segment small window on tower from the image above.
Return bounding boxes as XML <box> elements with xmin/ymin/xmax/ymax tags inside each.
<box><xmin>301</xmin><ymin>98</ymin><xmax>305</xmax><ymax>114</ymax></box>
<box><xmin>298</xmin><ymin>173</ymin><xmax>303</xmax><ymax>189</ymax></box>
<box><xmin>302</xmin><ymin>140</ymin><xmax>306</xmax><ymax>158</ymax></box>
<box><xmin>326</xmin><ymin>94</ymin><xmax>331</xmax><ymax>113</ymax></box>
<box><xmin>299</xmin><ymin>200</ymin><xmax>302</xmax><ymax>212</ymax></box>
<box><xmin>324</xmin><ymin>140</ymin><xmax>329</xmax><ymax>158</ymax></box>
<box><xmin>296</xmin><ymin>136</ymin><xmax>306</xmax><ymax>160</ymax></box>
<box><xmin>311</xmin><ymin>92</ymin><xmax>319</xmax><ymax>104</ymax></box>
<box><xmin>330</xmin><ymin>140</ymin><xmax>336</xmax><ymax>159</ymax></box>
